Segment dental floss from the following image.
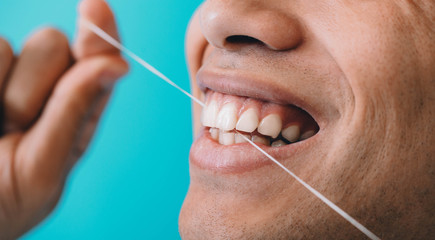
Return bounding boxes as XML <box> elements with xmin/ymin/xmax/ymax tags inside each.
<box><xmin>83</xmin><ymin>19</ymin><xmax>381</xmax><ymax>240</ymax></box>
<box><xmin>81</xmin><ymin>19</ymin><xmax>205</xmax><ymax>108</ymax></box>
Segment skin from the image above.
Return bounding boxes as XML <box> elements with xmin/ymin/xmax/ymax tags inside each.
<box><xmin>0</xmin><ymin>0</ymin><xmax>433</xmax><ymax>239</ymax></box>
<box><xmin>0</xmin><ymin>0</ymin><xmax>128</xmax><ymax>239</ymax></box>
<box><xmin>181</xmin><ymin>0</ymin><xmax>434</xmax><ymax>239</ymax></box>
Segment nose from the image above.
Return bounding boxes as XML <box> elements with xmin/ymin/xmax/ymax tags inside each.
<box><xmin>199</xmin><ymin>0</ymin><xmax>303</xmax><ymax>51</ymax></box>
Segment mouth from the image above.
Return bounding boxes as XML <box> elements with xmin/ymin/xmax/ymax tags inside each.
<box><xmin>202</xmin><ymin>91</ymin><xmax>318</xmax><ymax>147</ymax></box>
<box><xmin>190</xmin><ymin>68</ymin><xmax>320</xmax><ymax>174</ymax></box>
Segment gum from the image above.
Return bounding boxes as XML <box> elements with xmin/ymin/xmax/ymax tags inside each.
<box><xmin>205</xmin><ymin>90</ymin><xmax>318</xmax><ymax>133</ymax></box>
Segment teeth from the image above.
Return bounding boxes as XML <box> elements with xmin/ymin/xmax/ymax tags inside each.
<box><xmin>203</xmin><ymin>97</ymin><xmax>317</xmax><ymax>146</ymax></box>
<box><xmin>252</xmin><ymin>135</ymin><xmax>270</xmax><ymax>146</ymax></box>
<box><xmin>216</xmin><ymin>103</ymin><xmax>238</xmax><ymax>131</ymax></box>
<box><xmin>202</xmin><ymin>101</ymin><xmax>219</xmax><ymax>127</ymax></box>
<box><xmin>282</xmin><ymin>125</ymin><xmax>300</xmax><ymax>142</ymax></box>
<box><xmin>209</xmin><ymin>128</ymin><xmax>219</xmax><ymax>141</ymax></box>
<box><xmin>271</xmin><ymin>140</ymin><xmax>286</xmax><ymax>147</ymax></box>
<box><xmin>236</xmin><ymin>108</ymin><xmax>259</xmax><ymax>133</ymax></box>
<box><xmin>300</xmin><ymin>130</ymin><xmax>315</xmax><ymax>140</ymax></box>
<box><xmin>219</xmin><ymin>130</ymin><xmax>235</xmax><ymax>145</ymax></box>
<box><xmin>257</xmin><ymin>114</ymin><xmax>282</xmax><ymax>138</ymax></box>
<box><xmin>235</xmin><ymin>132</ymin><xmax>250</xmax><ymax>143</ymax></box>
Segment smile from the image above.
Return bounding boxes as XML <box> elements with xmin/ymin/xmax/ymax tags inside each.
<box><xmin>201</xmin><ymin>91</ymin><xmax>318</xmax><ymax>146</ymax></box>
<box><xmin>190</xmin><ymin>68</ymin><xmax>322</xmax><ymax>174</ymax></box>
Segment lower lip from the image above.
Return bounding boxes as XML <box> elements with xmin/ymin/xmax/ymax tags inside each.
<box><xmin>189</xmin><ymin>128</ymin><xmax>312</xmax><ymax>174</ymax></box>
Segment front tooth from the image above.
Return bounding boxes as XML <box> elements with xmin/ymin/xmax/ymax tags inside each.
<box><xmin>271</xmin><ymin>140</ymin><xmax>286</xmax><ymax>147</ymax></box>
<box><xmin>252</xmin><ymin>135</ymin><xmax>270</xmax><ymax>146</ymax></box>
<box><xmin>236</xmin><ymin>108</ymin><xmax>259</xmax><ymax>133</ymax></box>
<box><xmin>219</xmin><ymin>130</ymin><xmax>235</xmax><ymax>145</ymax></box>
<box><xmin>216</xmin><ymin>103</ymin><xmax>238</xmax><ymax>131</ymax></box>
<box><xmin>202</xmin><ymin>101</ymin><xmax>218</xmax><ymax>127</ymax></box>
<box><xmin>209</xmin><ymin>128</ymin><xmax>219</xmax><ymax>141</ymax></box>
<box><xmin>282</xmin><ymin>125</ymin><xmax>300</xmax><ymax>142</ymax></box>
<box><xmin>258</xmin><ymin>114</ymin><xmax>282</xmax><ymax>138</ymax></box>
<box><xmin>235</xmin><ymin>132</ymin><xmax>250</xmax><ymax>143</ymax></box>
<box><xmin>300</xmin><ymin>130</ymin><xmax>315</xmax><ymax>140</ymax></box>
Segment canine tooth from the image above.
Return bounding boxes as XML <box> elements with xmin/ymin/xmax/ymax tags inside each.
<box><xmin>209</xmin><ymin>128</ymin><xmax>219</xmax><ymax>141</ymax></box>
<box><xmin>258</xmin><ymin>114</ymin><xmax>282</xmax><ymax>138</ymax></box>
<box><xmin>202</xmin><ymin>101</ymin><xmax>218</xmax><ymax>127</ymax></box>
<box><xmin>271</xmin><ymin>140</ymin><xmax>286</xmax><ymax>147</ymax></box>
<box><xmin>236</xmin><ymin>108</ymin><xmax>259</xmax><ymax>133</ymax></box>
<box><xmin>282</xmin><ymin>125</ymin><xmax>300</xmax><ymax>142</ymax></box>
<box><xmin>235</xmin><ymin>133</ymin><xmax>250</xmax><ymax>143</ymax></box>
<box><xmin>252</xmin><ymin>135</ymin><xmax>270</xmax><ymax>146</ymax></box>
<box><xmin>300</xmin><ymin>130</ymin><xmax>315</xmax><ymax>140</ymax></box>
<box><xmin>219</xmin><ymin>130</ymin><xmax>235</xmax><ymax>145</ymax></box>
<box><xmin>216</xmin><ymin>103</ymin><xmax>237</xmax><ymax>131</ymax></box>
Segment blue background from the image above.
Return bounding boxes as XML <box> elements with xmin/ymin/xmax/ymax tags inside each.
<box><xmin>0</xmin><ymin>0</ymin><xmax>202</xmax><ymax>239</ymax></box>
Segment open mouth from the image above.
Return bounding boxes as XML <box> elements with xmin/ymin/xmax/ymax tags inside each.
<box><xmin>190</xmin><ymin>87</ymin><xmax>320</xmax><ymax>174</ymax></box>
<box><xmin>190</xmin><ymin>67</ymin><xmax>324</xmax><ymax>174</ymax></box>
<box><xmin>201</xmin><ymin>91</ymin><xmax>319</xmax><ymax>147</ymax></box>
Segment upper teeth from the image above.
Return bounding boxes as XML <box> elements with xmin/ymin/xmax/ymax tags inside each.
<box><xmin>201</xmin><ymin>100</ymin><xmax>218</xmax><ymax>128</ymax></box>
<box><xmin>236</xmin><ymin>108</ymin><xmax>259</xmax><ymax>132</ymax></box>
<box><xmin>216</xmin><ymin>103</ymin><xmax>238</xmax><ymax>131</ymax></box>
<box><xmin>201</xmin><ymin>98</ymin><xmax>318</xmax><ymax>147</ymax></box>
<box><xmin>257</xmin><ymin>113</ymin><xmax>282</xmax><ymax>138</ymax></box>
<box><xmin>281</xmin><ymin>125</ymin><xmax>300</xmax><ymax>142</ymax></box>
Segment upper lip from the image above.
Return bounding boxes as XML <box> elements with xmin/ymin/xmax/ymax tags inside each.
<box><xmin>196</xmin><ymin>66</ymin><xmax>325</xmax><ymax>128</ymax></box>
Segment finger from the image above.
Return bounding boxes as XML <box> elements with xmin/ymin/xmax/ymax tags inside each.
<box><xmin>16</xmin><ymin>54</ymin><xmax>128</xmax><ymax>192</ymax></box>
<box><xmin>73</xmin><ymin>0</ymin><xmax>121</xmax><ymax>59</ymax></box>
<box><xmin>3</xmin><ymin>28</ymin><xmax>71</xmax><ymax>132</ymax></box>
<box><xmin>0</xmin><ymin>37</ymin><xmax>14</xmax><ymax>88</ymax></box>
<box><xmin>73</xmin><ymin>92</ymin><xmax>111</xmax><ymax>159</ymax></box>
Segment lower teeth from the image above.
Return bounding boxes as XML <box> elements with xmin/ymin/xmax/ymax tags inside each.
<box><xmin>209</xmin><ymin>128</ymin><xmax>293</xmax><ymax>147</ymax></box>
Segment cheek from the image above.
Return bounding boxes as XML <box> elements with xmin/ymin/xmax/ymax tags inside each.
<box><xmin>309</xmin><ymin>4</ymin><xmax>424</xmax><ymax>126</ymax></box>
<box><xmin>339</xmin><ymin>26</ymin><xmax>423</xmax><ymax>134</ymax></box>
<box><xmin>305</xmin><ymin>0</ymin><xmax>431</xmax><ymax>192</ymax></box>
<box><xmin>305</xmin><ymin>2</ymin><xmax>422</xmax><ymax>102</ymax></box>
<box><xmin>202</xmin><ymin>44</ymin><xmax>215</xmax><ymax>62</ymax></box>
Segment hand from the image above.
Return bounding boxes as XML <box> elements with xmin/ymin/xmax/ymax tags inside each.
<box><xmin>0</xmin><ymin>0</ymin><xmax>128</xmax><ymax>238</ymax></box>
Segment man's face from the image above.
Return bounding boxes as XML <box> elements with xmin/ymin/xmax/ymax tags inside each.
<box><xmin>180</xmin><ymin>0</ymin><xmax>434</xmax><ymax>239</ymax></box>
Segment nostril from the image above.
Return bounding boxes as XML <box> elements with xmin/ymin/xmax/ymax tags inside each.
<box><xmin>226</xmin><ymin>35</ymin><xmax>261</xmax><ymax>44</ymax></box>
<box><xmin>225</xmin><ymin>35</ymin><xmax>264</xmax><ymax>48</ymax></box>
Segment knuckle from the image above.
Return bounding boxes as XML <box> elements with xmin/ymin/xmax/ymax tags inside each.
<box><xmin>0</xmin><ymin>37</ymin><xmax>13</xmax><ymax>60</ymax></box>
<box><xmin>4</xmin><ymin>104</ymin><xmax>36</xmax><ymax>129</ymax></box>
<box><xmin>26</xmin><ymin>27</ymin><xmax>70</xmax><ymax>56</ymax></box>
<box><xmin>3</xmin><ymin>92</ymin><xmax>40</xmax><ymax>129</ymax></box>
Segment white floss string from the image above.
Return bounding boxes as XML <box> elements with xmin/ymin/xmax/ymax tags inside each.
<box><xmin>81</xmin><ymin>19</ymin><xmax>205</xmax><ymax>108</ymax></box>
<box><xmin>83</xmin><ymin>19</ymin><xmax>380</xmax><ymax>240</ymax></box>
